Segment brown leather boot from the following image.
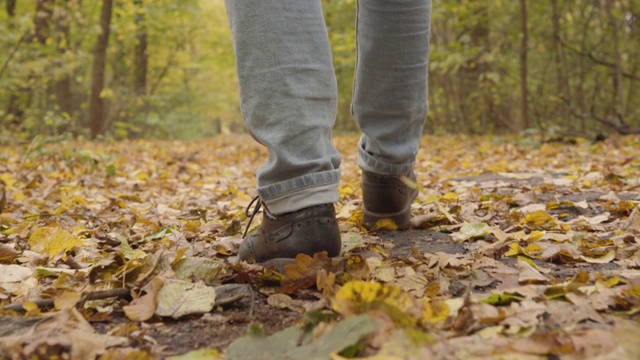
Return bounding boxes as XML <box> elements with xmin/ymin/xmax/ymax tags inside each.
<box><xmin>361</xmin><ymin>170</ymin><xmax>418</xmax><ymax>230</ymax></box>
<box><xmin>239</xmin><ymin>198</ymin><xmax>341</xmax><ymax>263</ymax></box>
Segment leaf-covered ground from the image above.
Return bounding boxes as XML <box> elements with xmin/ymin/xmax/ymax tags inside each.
<box><xmin>1</xmin><ymin>135</ymin><xmax>639</xmax><ymax>359</ymax></box>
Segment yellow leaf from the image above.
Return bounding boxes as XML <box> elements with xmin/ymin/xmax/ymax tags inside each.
<box><xmin>54</xmin><ymin>290</ymin><xmax>82</xmax><ymax>310</ymax></box>
<box><xmin>520</xmin><ymin>210</ymin><xmax>555</xmax><ymax>227</ymax></box>
<box><xmin>421</xmin><ymin>299</ymin><xmax>450</xmax><ymax>325</ymax></box>
<box><xmin>0</xmin><ymin>173</ymin><xmax>17</xmax><ymax>188</ymax></box>
<box><xmin>441</xmin><ymin>192</ymin><xmax>459</xmax><ymax>202</ymax></box>
<box><xmin>23</xmin><ymin>301</ymin><xmax>41</xmax><ymax>316</ymax></box>
<box><xmin>399</xmin><ymin>175</ymin><xmax>423</xmax><ymax>192</ymax></box>
<box><xmin>597</xmin><ymin>276</ymin><xmax>622</xmax><ymax>288</ymax></box>
<box><xmin>504</xmin><ymin>243</ymin><xmax>522</xmax><ymax>257</ymax></box>
<box><xmin>14</xmin><ymin>191</ymin><xmax>25</xmax><ymax>202</ymax></box>
<box><xmin>333</xmin><ymin>280</ymin><xmax>416</xmax><ymax>326</ymax></box>
<box><xmin>524</xmin><ymin>242</ymin><xmax>543</xmax><ymax>255</ymax></box>
<box><xmin>527</xmin><ymin>230</ymin><xmax>544</xmax><ymax>242</ymax></box>
<box><xmin>29</xmin><ymin>226</ymin><xmax>83</xmax><ymax>257</ymax></box>
<box><xmin>375</xmin><ymin>218</ymin><xmax>398</xmax><ymax>231</ymax></box>
<box><xmin>580</xmin><ymin>249</ymin><xmax>616</xmax><ymax>264</ymax></box>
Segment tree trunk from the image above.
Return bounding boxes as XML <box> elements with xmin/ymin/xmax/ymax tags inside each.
<box><xmin>134</xmin><ymin>0</ymin><xmax>148</xmax><ymax>96</ymax></box>
<box><xmin>519</xmin><ymin>0</ymin><xmax>530</xmax><ymax>129</ymax></box>
<box><xmin>6</xmin><ymin>0</ymin><xmax>16</xmax><ymax>18</ymax></box>
<box><xmin>550</xmin><ymin>0</ymin><xmax>571</xmax><ymax>129</ymax></box>
<box><xmin>34</xmin><ymin>0</ymin><xmax>55</xmax><ymax>45</ymax></box>
<box><xmin>89</xmin><ymin>0</ymin><xmax>114</xmax><ymax>139</ymax></box>
<box><xmin>605</xmin><ymin>0</ymin><xmax>625</xmax><ymax>118</ymax></box>
<box><xmin>5</xmin><ymin>0</ymin><xmax>54</xmax><ymax>128</ymax></box>
<box><xmin>54</xmin><ymin>0</ymin><xmax>73</xmax><ymax>123</ymax></box>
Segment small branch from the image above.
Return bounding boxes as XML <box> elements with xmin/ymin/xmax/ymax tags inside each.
<box><xmin>2</xmin><ymin>288</ymin><xmax>131</xmax><ymax>312</ymax></box>
<box><xmin>557</xmin><ymin>36</ymin><xmax>640</xmax><ymax>82</ymax></box>
<box><xmin>560</xmin><ymin>96</ymin><xmax>640</xmax><ymax>135</ymax></box>
<box><xmin>0</xmin><ymin>30</ymin><xmax>29</xmax><ymax>81</ymax></box>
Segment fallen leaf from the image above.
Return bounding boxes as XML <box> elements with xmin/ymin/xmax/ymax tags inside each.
<box><xmin>123</xmin><ymin>277</ymin><xmax>164</xmax><ymax>321</ymax></box>
<box><xmin>173</xmin><ymin>257</ymin><xmax>226</xmax><ymax>283</ymax></box>
<box><xmin>517</xmin><ymin>257</ymin><xmax>549</xmax><ymax>284</ymax></box>
<box><xmin>54</xmin><ymin>290</ymin><xmax>82</xmax><ymax>310</ymax></box>
<box><xmin>0</xmin><ymin>264</ymin><xmax>33</xmax><ymax>283</ymax></box>
<box><xmin>155</xmin><ymin>280</ymin><xmax>216</xmax><ymax>319</ymax></box>
<box><xmin>452</xmin><ymin>222</ymin><xmax>492</xmax><ymax>241</ymax></box>
<box><xmin>29</xmin><ymin>226</ymin><xmax>83</xmax><ymax>257</ymax></box>
<box><xmin>0</xmin><ymin>308</ymin><xmax>129</xmax><ymax>360</ymax></box>
<box><xmin>333</xmin><ymin>280</ymin><xmax>416</xmax><ymax>327</ymax></box>
<box><xmin>0</xmin><ymin>243</ymin><xmax>19</xmax><ymax>263</ymax></box>
<box><xmin>281</xmin><ymin>252</ymin><xmax>333</xmax><ymax>294</ymax></box>
<box><xmin>267</xmin><ymin>293</ymin><xmax>305</xmax><ymax>313</ymax></box>
<box><xmin>225</xmin><ymin>315</ymin><xmax>377</xmax><ymax>360</ymax></box>
<box><xmin>167</xmin><ymin>348</ymin><xmax>222</xmax><ymax>360</ymax></box>
<box><xmin>580</xmin><ymin>249</ymin><xmax>616</xmax><ymax>264</ymax></box>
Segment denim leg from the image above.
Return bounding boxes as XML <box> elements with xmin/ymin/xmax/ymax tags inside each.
<box><xmin>353</xmin><ymin>0</ymin><xmax>432</xmax><ymax>175</ymax></box>
<box><xmin>225</xmin><ymin>0</ymin><xmax>341</xmax><ymax>214</ymax></box>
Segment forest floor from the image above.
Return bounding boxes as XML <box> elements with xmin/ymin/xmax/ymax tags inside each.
<box><xmin>1</xmin><ymin>134</ymin><xmax>640</xmax><ymax>359</ymax></box>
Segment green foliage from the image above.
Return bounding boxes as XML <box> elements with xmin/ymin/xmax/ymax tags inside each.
<box><xmin>0</xmin><ymin>0</ymin><xmax>638</xmax><ymax>139</ymax></box>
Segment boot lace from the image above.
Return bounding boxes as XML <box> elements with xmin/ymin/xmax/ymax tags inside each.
<box><xmin>243</xmin><ymin>196</ymin><xmax>262</xmax><ymax>238</ymax></box>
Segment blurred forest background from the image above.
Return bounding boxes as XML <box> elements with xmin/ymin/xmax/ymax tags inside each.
<box><xmin>0</xmin><ymin>0</ymin><xmax>638</xmax><ymax>141</ymax></box>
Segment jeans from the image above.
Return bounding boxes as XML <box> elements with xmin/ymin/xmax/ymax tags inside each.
<box><xmin>225</xmin><ymin>0</ymin><xmax>431</xmax><ymax>214</ymax></box>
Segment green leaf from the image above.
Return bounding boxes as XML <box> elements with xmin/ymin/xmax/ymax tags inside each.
<box><xmin>105</xmin><ymin>163</ymin><xmax>116</xmax><ymax>177</ymax></box>
<box><xmin>117</xmin><ymin>234</ymin><xmax>135</xmax><ymax>259</ymax></box>
<box><xmin>479</xmin><ymin>293</ymin><xmax>523</xmax><ymax>305</ymax></box>
<box><xmin>166</xmin><ymin>348</ymin><xmax>221</xmax><ymax>360</ymax></box>
<box><xmin>226</xmin><ymin>315</ymin><xmax>378</xmax><ymax>360</ymax></box>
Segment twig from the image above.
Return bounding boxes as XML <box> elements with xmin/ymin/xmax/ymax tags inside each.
<box><xmin>557</xmin><ymin>36</ymin><xmax>640</xmax><ymax>82</ymax></box>
<box><xmin>559</xmin><ymin>96</ymin><xmax>640</xmax><ymax>135</ymax></box>
<box><xmin>0</xmin><ymin>30</ymin><xmax>29</xmax><ymax>81</ymax></box>
<box><xmin>16</xmin><ymin>136</ymin><xmax>40</xmax><ymax>180</ymax></box>
<box><xmin>2</xmin><ymin>288</ymin><xmax>131</xmax><ymax>312</ymax></box>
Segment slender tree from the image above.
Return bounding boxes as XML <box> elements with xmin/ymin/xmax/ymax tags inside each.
<box><xmin>134</xmin><ymin>0</ymin><xmax>148</xmax><ymax>96</ymax></box>
<box><xmin>5</xmin><ymin>0</ymin><xmax>55</xmax><ymax>127</ymax></box>
<box><xmin>6</xmin><ymin>0</ymin><xmax>16</xmax><ymax>18</ymax></box>
<box><xmin>519</xmin><ymin>0</ymin><xmax>530</xmax><ymax>129</ymax></box>
<box><xmin>89</xmin><ymin>0</ymin><xmax>114</xmax><ymax>138</ymax></box>
<box><xmin>54</xmin><ymin>0</ymin><xmax>74</xmax><ymax>124</ymax></box>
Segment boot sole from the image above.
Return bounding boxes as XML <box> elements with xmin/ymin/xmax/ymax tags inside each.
<box><xmin>260</xmin><ymin>255</ymin><xmax>341</xmax><ymax>273</ymax></box>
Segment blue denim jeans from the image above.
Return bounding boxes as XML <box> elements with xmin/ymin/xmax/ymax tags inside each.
<box><xmin>226</xmin><ymin>0</ymin><xmax>431</xmax><ymax>214</ymax></box>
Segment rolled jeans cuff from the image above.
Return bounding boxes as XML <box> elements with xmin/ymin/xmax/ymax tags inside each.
<box><xmin>357</xmin><ymin>138</ymin><xmax>415</xmax><ymax>175</ymax></box>
<box><xmin>257</xmin><ymin>169</ymin><xmax>341</xmax><ymax>214</ymax></box>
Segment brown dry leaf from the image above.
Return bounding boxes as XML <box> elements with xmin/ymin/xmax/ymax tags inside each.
<box><xmin>266</xmin><ymin>293</ymin><xmax>305</xmax><ymax>313</ymax></box>
<box><xmin>0</xmin><ymin>244</ymin><xmax>18</xmax><ymax>263</ymax></box>
<box><xmin>501</xmin><ymin>300</ymin><xmax>546</xmax><ymax>331</ymax></box>
<box><xmin>0</xmin><ymin>308</ymin><xmax>128</xmax><ymax>359</ymax></box>
<box><xmin>624</xmin><ymin>206</ymin><xmax>640</xmax><ymax>233</ymax></box>
<box><xmin>316</xmin><ymin>269</ymin><xmax>337</xmax><ymax>299</ymax></box>
<box><xmin>281</xmin><ymin>251</ymin><xmax>333</xmax><ymax>294</ymax></box>
<box><xmin>510</xmin><ymin>332</ymin><xmax>570</xmax><ymax>356</ymax></box>
<box><xmin>123</xmin><ymin>277</ymin><xmax>164</xmax><ymax>321</ymax></box>
<box><xmin>517</xmin><ymin>258</ymin><xmax>549</xmax><ymax>284</ymax></box>
<box><xmin>343</xmin><ymin>253</ymin><xmax>370</xmax><ymax>280</ymax></box>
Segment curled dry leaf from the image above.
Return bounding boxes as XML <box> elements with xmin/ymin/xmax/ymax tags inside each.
<box><xmin>123</xmin><ymin>277</ymin><xmax>164</xmax><ymax>322</ymax></box>
<box><xmin>281</xmin><ymin>251</ymin><xmax>335</xmax><ymax>294</ymax></box>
